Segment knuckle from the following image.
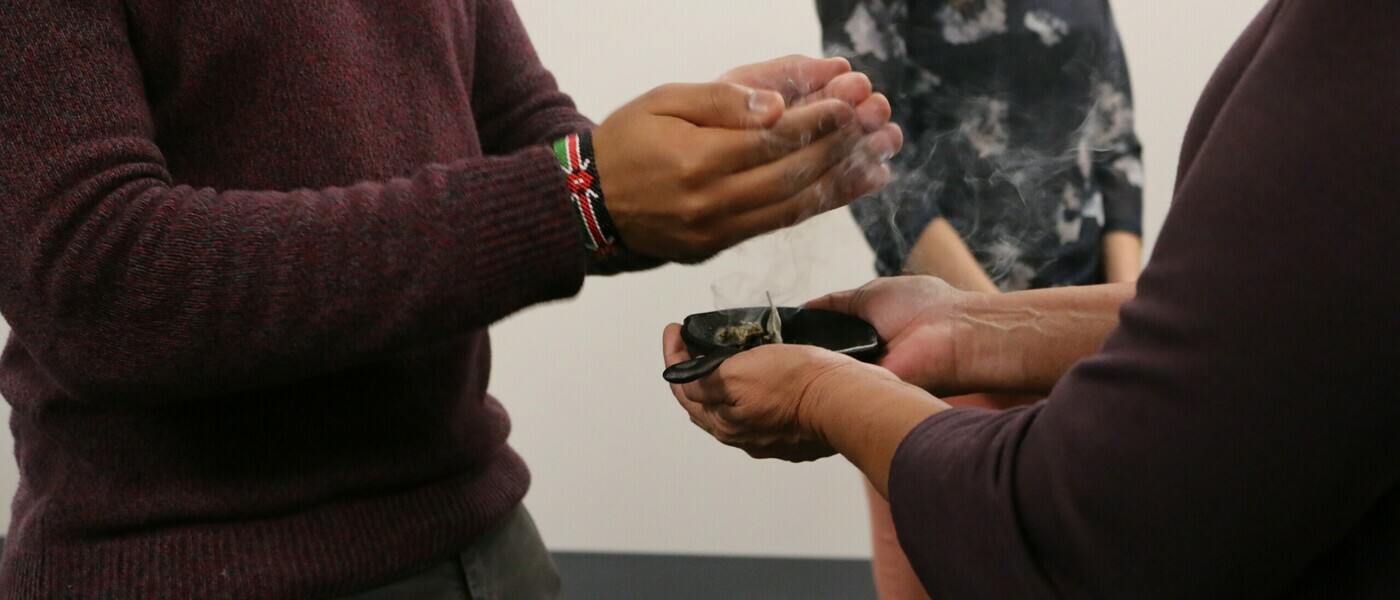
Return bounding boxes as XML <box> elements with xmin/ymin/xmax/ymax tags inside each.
<box><xmin>675</xmin><ymin>156</ymin><xmax>710</xmax><ymax>187</ymax></box>
<box><xmin>676</xmin><ymin>197</ymin><xmax>712</xmax><ymax>226</ymax></box>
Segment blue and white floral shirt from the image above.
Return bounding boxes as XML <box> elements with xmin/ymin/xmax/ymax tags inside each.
<box><xmin>819</xmin><ymin>0</ymin><xmax>1144</xmax><ymax>289</ymax></box>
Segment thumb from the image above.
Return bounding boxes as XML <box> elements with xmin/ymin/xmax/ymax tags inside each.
<box><xmin>803</xmin><ymin>288</ymin><xmax>861</xmax><ymax>316</ymax></box>
<box><xmin>663</xmin><ymin>323</ymin><xmax>692</xmax><ymax>367</ymax></box>
<box><xmin>649</xmin><ymin>82</ymin><xmax>784</xmax><ymax>129</ymax></box>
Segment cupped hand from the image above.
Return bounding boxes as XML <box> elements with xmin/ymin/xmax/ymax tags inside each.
<box><xmin>592</xmin><ymin>57</ymin><xmax>902</xmax><ymax>262</ymax></box>
<box><xmin>719</xmin><ymin>55</ymin><xmax>890</xmax><ymax>132</ymax></box>
<box><xmin>806</xmin><ymin>276</ymin><xmax>994</xmax><ymax>396</ymax></box>
<box><xmin>663</xmin><ymin>323</ymin><xmax>900</xmax><ymax>462</ymax></box>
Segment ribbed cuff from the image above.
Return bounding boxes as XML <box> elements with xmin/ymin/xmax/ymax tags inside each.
<box><xmin>442</xmin><ymin>145</ymin><xmax>588</xmax><ymax>324</ymax></box>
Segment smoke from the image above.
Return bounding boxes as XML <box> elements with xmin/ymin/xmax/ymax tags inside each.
<box><xmin>709</xmin><ymin>197</ymin><xmax>829</xmax><ymax>310</ymax></box>
<box><xmin>711</xmin><ymin>0</ymin><xmax>1143</xmax><ymax>306</ymax></box>
<box><xmin>820</xmin><ymin>0</ymin><xmax>1143</xmax><ymax>291</ymax></box>
<box><xmin>711</xmin><ymin>112</ymin><xmax>896</xmax><ymax>311</ymax></box>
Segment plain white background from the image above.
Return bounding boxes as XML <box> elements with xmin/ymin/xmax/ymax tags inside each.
<box><xmin>0</xmin><ymin>0</ymin><xmax>1270</xmax><ymax>559</ymax></box>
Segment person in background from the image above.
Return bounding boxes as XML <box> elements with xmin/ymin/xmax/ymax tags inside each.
<box><xmin>814</xmin><ymin>1</ymin><xmax>1143</xmax><ymax>595</ymax></box>
<box><xmin>667</xmin><ymin>0</ymin><xmax>1399</xmax><ymax>597</ymax></box>
<box><xmin>0</xmin><ymin>1</ymin><xmax>901</xmax><ymax>598</ymax></box>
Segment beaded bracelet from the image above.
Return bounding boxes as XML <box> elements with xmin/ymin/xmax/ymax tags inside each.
<box><xmin>553</xmin><ymin>131</ymin><xmax>621</xmax><ymax>259</ymax></box>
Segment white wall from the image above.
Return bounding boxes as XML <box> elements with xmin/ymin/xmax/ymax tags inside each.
<box><xmin>0</xmin><ymin>0</ymin><xmax>1269</xmax><ymax>558</ymax></box>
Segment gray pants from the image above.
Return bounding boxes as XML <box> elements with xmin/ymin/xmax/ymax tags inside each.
<box><xmin>338</xmin><ymin>506</ymin><xmax>561</xmax><ymax>600</ymax></box>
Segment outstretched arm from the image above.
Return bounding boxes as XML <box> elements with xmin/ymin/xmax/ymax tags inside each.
<box><xmin>0</xmin><ymin>1</ymin><xmax>589</xmax><ymax>403</ymax></box>
<box><xmin>668</xmin><ymin>3</ymin><xmax>1400</xmax><ymax>598</ymax></box>
<box><xmin>807</xmin><ymin>278</ymin><xmax>1133</xmax><ymax>398</ymax></box>
<box><xmin>0</xmin><ymin>3</ymin><xmax>899</xmax><ymax>404</ymax></box>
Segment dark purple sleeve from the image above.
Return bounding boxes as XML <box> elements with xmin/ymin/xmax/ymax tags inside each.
<box><xmin>0</xmin><ymin>2</ymin><xmax>585</xmax><ymax>402</ymax></box>
<box><xmin>471</xmin><ymin>0</ymin><xmax>667</xmax><ymax>274</ymax></box>
<box><xmin>470</xmin><ymin>0</ymin><xmax>596</xmax><ymax>153</ymax></box>
<box><xmin>889</xmin><ymin>1</ymin><xmax>1400</xmax><ymax>598</ymax></box>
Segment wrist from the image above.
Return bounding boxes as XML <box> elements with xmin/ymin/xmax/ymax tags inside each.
<box><xmin>553</xmin><ymin>131</ymin><xmax>623</xmax><ymax>259</ymax></box>
<box><xmin>797</xmin><ymin>360</ymin><xmax>864</xmax><ymax>443</ymax></box>
<box><xmin>809</xmin><ymin>366</ymin><xmax>947</xmax><ymax>495</ymax></box>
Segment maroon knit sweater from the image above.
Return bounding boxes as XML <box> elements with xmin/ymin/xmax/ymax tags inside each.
<box><xmin>0</xmin><ymin>2</ymin><xmax>592</xmax><ymax>598</ymax></box>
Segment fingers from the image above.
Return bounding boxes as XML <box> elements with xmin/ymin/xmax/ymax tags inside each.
<box><xmin>663</xmin><ymin>323</ymin><xmax>690</xmax><ymax>366</ymax></box>
<box><xmin>665</xmin><ymin>324</ymin><xmax>729</xmax><ymax>408</ymax></box>
<box><xmin>854</xmin><ymin>93</ymin><xmax>893</xmax><ymax>133</ymax></box>
<box><xmin>650</xmin><ymin>82</ymin><xmax>785</xmax><ymax>129</ymax></box>
<box><xmin>804</xmin><ymin>288</ymin><xmax>861</xmax><ymax>316</ymax></box>
<box><xmin>794</xmin><ymin>71</ymin><xmax>872</xmax><ymax>106</ymax></box>
<box><xmin>722</xmin><ymin>124</ymin><xmax>902</xmax><ymax>238</ymax></box>
<box><xmin>706</xmin><ymin>122</ymin><xmax>866</xmax><ymax>215</ymax></box>
<box><xmin>703</xmin><ymin>99</ymin><xmax>856</xmax><ymax>174</ymax></box>
<box><xmin>719</xmin><ymin>55</ymin><xmax>853</xmax><ymax>104</ymax></box>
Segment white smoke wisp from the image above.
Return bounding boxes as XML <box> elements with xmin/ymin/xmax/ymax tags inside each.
<box><xmin>711</xmin><ymin>117</ymin><xmax>896</xmax><ymax>312</ymax></box>
<box><xmin>709</xmin><ymin>223</ymin><xmax>820</xmax><ymax>311</ymax></box>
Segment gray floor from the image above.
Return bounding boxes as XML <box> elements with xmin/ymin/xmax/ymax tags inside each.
<box><xmin>553</xmin><ymin>552</ymin><xmax>876</xmax><ymax>600</ymax></box>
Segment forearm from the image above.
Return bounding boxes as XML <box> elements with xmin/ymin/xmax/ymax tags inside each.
<box><xmin>906</xmin><ymin>218</ymin><xmax>1000</xmax><ymax>294</ymax></box>
<box><xmin>812</xmin><ymin>366</ymin><xmax>948</xmax><ymax>497</ymax></box>
<box><xmin>1102</xmin><ymin>231</ymin><xmax>1143</xmax><ymax>283</ymax></box>
<box><xmin>956</xmin><ymin>282</ymin><xmax>1135</xmax><ymax>394</ymax></box>
<box><xmin>0</xmin><ymin>3</ymin><xmax>589</xmax><ymax>401</ymax></box>
<box><xmin>5</xmin><ymin>149</ymin><xmax>584</xmax><ymax>402</ymax></box>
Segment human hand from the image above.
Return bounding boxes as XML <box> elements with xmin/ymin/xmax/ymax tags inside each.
<box><xmin>806</xmin><ymin>277</ymin><xmax>994</xmax><ymax>397</ymax></box>
<box><xmin>718</xmin><ymin>55</ymin><xmax>890</xmax><ymax>132</ymax></box>
<box><xmin>592</xmin><ymin>65</ymin><xmax>902</xmax><ymax>261</ymax></box>
<box><xmin>663</xmin><ymin>323</ymin><xmax>888</xmax><ymax>462</ymax></box>
<box><xmin>664</xmin><ymin>323</ymin><xmax>945</xmax><ymax>493</ymax></box>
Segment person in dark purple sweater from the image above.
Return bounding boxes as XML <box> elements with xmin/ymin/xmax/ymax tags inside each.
<box><xmin>667</xmin><ymin>0</ymin><xmax>1400</xmax><ymax>597</ymax></box>
<box><xmin>0</xmin><ymin>1</ymin><xmax>903</xmax><ymax>599</ymax></box>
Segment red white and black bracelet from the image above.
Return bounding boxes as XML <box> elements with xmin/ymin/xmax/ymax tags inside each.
<box><xmin>553</xmin><ymin>131</ymin><xmax>621</xmax><ymax>259</ymax></box>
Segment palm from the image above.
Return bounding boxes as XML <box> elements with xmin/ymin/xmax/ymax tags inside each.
<box><xmin>808</xmin><ymin>277</ymin><xmax>969</xmax><ymax>395</ymax></box>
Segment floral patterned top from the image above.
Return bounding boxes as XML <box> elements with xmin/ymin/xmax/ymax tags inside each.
<box><xmin>818</xmin><ymin>0</ymin><xmax>1144</xmax><ymax>289</ymax></box>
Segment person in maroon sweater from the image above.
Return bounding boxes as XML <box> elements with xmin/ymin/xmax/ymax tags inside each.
<box><xmin>667</xmin><ymin>0</ymin><xmax>1400</xmax><ymax>597</ymax></box>
<box><xmin>0</xmin><ymin>1</ymin><xmax>903</xmax><ymax>599</ymax></box>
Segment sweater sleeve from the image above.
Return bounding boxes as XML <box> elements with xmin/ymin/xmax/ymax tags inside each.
<box><xmin>0</xmin><ymin>1</ymin><xmax>586</xmax><ymax>403</ymax></box>
<box><xmin>888</xmin><ymin>1</ymin><xmax>1400</xmax><ymax>597</ymax></box>
<box><xmin>469</xmin><ymin>0</ymin><xmax>666</xmax><ymax>274</ymax></box>
<box><xmin>470</xmin><ymin>0</ymin><xmax>595</xmax><ymax>153</ymax></box>
<box><xmin>1094</xmin><ymin>1</ymin><xmax>1144</xmax><ymax>237</ymax></box>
